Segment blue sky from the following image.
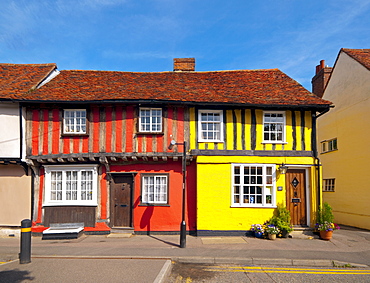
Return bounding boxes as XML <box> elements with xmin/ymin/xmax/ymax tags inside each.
<box><xmin>1</xmin><ymin>0</ymin><xmax>369</xmax><ymax>90</ymax></box>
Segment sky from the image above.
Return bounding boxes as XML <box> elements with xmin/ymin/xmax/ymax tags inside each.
<box><xmin>1</xmin><ymin>0</ymin><xmax>369</xmax><ymax>91</ymax></box>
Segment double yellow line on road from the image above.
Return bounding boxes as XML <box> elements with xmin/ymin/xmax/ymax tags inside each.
<box><xmin>204</xmin><ymin>266</ymin><xmax>370</xmax><ymax>275</ymax></box>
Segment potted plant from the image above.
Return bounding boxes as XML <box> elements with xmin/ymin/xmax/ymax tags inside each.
<box><xmin>251</xmin><ymin>224</ymin><xmax>264</xmax><ymax>238</ymax></box>
<box><xmin>316</xmin><ymin>202</ymin><xmax>340</xmax><ymax>240</ymax></box>
<box><xmin>269</xmin><ymin>204</ymin><xmax>293</xmax><ymax>238</ymax></box>
<box><xmin>266</xmin><ymin>224</ymin><xmax>280</xmax><ymax>240</ymax></box>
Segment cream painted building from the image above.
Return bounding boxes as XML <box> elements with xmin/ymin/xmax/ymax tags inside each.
<box><xmin>315</xmin><ymin>49</ymin><xmax>370</xmax><ymax>230</ymax></box>
<box><xmin>0</xmin><ymin>63</ymin><xmax>56</xmax><ymax>232</ymax></box>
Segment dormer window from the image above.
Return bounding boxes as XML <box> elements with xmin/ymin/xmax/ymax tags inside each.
<box><xmin>139</xmin><ymin>108</ymin><xmax>163</xmax><ymax>133</ymax></box>
<box><xmin>63</xmin><ymin>109</ymin><xmax>87</xmax><ymax>134</ymax></box>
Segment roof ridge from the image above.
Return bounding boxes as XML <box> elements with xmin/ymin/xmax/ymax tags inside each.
<box><xmin>0</xmin><ymin>63</ymin><xmax>57</xmax><ymax>67</ymax></box>
<box><xmin>59</xmin><ymin>68</ymin><xmax>281</xmax><ymax>74</ymax></box>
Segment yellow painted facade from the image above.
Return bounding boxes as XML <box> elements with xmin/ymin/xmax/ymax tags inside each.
<box><xmin>318</xmin><ymin>51</ymin><xmax>370</xmax><ymax>230</ymax></box>
<box><xmin>189</xmin><ymin>107</ymin><xmax>321</xmax><ymax>233</ymax></box>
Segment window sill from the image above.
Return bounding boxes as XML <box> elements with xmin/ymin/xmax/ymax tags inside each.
<box><xmin>320</xmin><ymin>149</ymin><xmax>338</xmax><ymax>155</ymax></box>
<box><xmin>231</xmin><ymin>204</ymin><xmax>276</xmax><ymax>208</ymax></box>
<box><xmin>61</xmin><ymin>133</ymin><xmax>89</xmax><ymax>137</ymax></box>
<box><xmin>198</xmin><ymin>140</ymin><xmax>224</xmax><ymax>143</ymax></box>
<box><xmin>261</xmin><ymin>141</ymin><xmax>288</xmax><ymax>144</ymax></box>
<box><xmin>136</xmin><ymin>132</ymin><xmax>164</xmax><ymax>135</ymax></box>
<box><xmin>43</xmin><ymin>203</ymin><xmax>98</xmax><ymax>207</ymax></box>
<box><xmin>139</xmin><ymin>203</ymin><xmax>170</xmax><ymax>207</ymax></box>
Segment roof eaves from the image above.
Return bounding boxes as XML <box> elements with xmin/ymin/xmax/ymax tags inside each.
<box><xmin>341</xmin><ymin>48</ymin><xmax>370</xmax><ymax>71</ymax></box>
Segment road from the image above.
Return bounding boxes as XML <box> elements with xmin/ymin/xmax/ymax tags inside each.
<box><xmin>166</xmin><ymin>262</ymin><xmax>370</xmax><ymax>283</ymax></box>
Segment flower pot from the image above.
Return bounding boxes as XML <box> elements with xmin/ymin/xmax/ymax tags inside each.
<box><xmin>268</xmin><ymin>233</ymin><xmax>276</xmax><ymax>240</ymax></box>
<box><xmin>280</xmin><ymin>229</ymin><xmax>290</xmax><ymax>238</ymax></box>
<box><xmin>254</xmin><ymin>231</ymin><xmax>263</xmax><ymax>238</ymax></box>
<box><xmin>319</xmin><ymin>230</ymin><xmax>333</xmax><ymax>240</ymax></box>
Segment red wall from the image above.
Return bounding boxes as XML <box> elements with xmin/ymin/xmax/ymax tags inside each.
<box><xmin>110</xmin><ymin>160</ymin><xmax>196</xmax><ymax>233</ymax></box>
<box><xmin>29</xmin><ymin>105</ymin><xmax>185</xmax><ymax>156</ymax></box>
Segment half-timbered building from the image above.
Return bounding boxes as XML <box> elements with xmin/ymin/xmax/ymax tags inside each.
<box><xmin>16</xmin><ymin>58</ymin><xmax>331</xmax><ymax>236</ymax></box>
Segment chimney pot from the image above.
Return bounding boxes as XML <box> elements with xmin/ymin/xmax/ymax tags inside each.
<box><xmin>173</xmin><ymin>58</ymin><xmax>195</xmax><ymax>72</ymax></box>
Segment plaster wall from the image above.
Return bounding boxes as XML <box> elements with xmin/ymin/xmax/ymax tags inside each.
<box><xmin>196</xmin><ymin>156</ymin><xmax>319</xmax><ymax>232</ymax></box>
<box><xmin>0</xmin><ymin>103</ymin><xmax>20</xmax><ymax>158</ymax></box>
<box><xmin>0</xmin><ymin>165</ymin><xmax>31</xmax><ymax>226</ymax></box>
<box><xmin>318</xmin><ymin>52</ymin><xmax>370</xmax><ymax>229</ymax></box>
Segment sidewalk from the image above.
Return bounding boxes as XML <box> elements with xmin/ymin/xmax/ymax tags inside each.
<box><xmin>0</xmin><ymin>226</ymin><xmax>369</xmax><ymax>282</ymax></box>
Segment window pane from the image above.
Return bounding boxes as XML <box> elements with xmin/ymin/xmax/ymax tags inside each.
<box><xmin>232</xmin><ymin>164</ymin><xmax>275</xmax><ymax>206</ymax></box>
<box><xmin>142</xmin><ymin>175</ymin><xmax>167</xmax><ymax>204</ymax></box>
<box><xmin>64</xmin><ymin>110</ymin><xmax>87</xmax><ymax>134</ymax></box>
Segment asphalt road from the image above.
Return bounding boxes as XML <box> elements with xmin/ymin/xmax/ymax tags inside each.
<box><xmin>0</xmin><ymin>258</ymin><xmax>169</xmax><ymax>283</ymax></box>
<box><xmin>166</xmin><ymin>262</ymin><xmax>370</xmax><ymax>283</ymax></box>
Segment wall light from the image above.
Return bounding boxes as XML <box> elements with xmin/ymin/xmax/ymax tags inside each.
<box><xmin>278</xmin><ymin>163</ymin><xmax>289</xmax><ymax>174</ymax></box>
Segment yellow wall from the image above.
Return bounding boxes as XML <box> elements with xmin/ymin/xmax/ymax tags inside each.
<box><xmin>318</xmin><ymin>52</ymin><xmax>370</xmax><ymax>230</ymax></box>
<box><xmin>189</xmin><ymin>108</ymin><xmax>313</xmax><ymax>152</ymax></box>
<box><xmin>196</xmin><ymin>156</ymin><xmax>319</xmax><ymax>231</ymax></box>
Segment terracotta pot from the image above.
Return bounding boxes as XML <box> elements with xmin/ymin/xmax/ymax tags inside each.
<box><xmin>268</xmin><ymin>233</ymin><xmax>277</xmax><ymax>240</ymax></box>
<box><xmin>319</xmin><ymin>230</ymin><xmax>333</xmax><ymax>240</ymax></box>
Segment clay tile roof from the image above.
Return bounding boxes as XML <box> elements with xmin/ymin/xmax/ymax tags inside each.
<box><xmin>22</xmin><ymin>68</ymin><xmax>331</xmax><ymax>108</ymax></box>
<box><xmin>0</xmin><ymin>63</ymin><xmax>57</xmax><ymax>99</ymax></box>
<box><xmin>342</xmin><ymin>48</ymin><xmax>370</xmax><ymax>71</ymax></box>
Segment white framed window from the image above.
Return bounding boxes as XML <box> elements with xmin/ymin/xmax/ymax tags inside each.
<box><xmin>232</xmin><ymin>164</ymin><xmax>276</xmax><ymax>207</ymax></box>
<box><xmin>323</xmin><ymin>178</ymin><xmax>335</xmax><ymax>192</ymax></box>
<box><xmin>321</xmin><ymin>138</ymin><xmax>338</xmax><ymax>153</ymax></box>
<box><xmin>141</xmin><ymin>174</ymin><xmax>168</xmax><ymax>204</ymax></box>
<box><xmin>139</xmin><ymin>108</ymin><xmax>162</xmax><ymax>133</ymax></box>
<box><xmin>44</xmin><ymin>165</ymin><xmax>98</xmax><ymax>206</ymax></box>
<box><xmin>63</xmin><ymin>109</ymin><xmax>87</xmax><ymax>134</ymax></box>
<box><xmin>263</xmin><ymin>111</ymin><xmax>286</xmax><ymax>143</ymax></box>
<box><xmin>198</xmin><ymin>110</ymin><xmax>224</xmax><ymax>142</ymax></box>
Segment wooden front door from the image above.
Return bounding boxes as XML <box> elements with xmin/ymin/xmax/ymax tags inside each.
<box><xmin>110</xmin><ymin>174</ymin><xmax>134</xmax><ymax>227</ymax></box>
<box><xmin>285</xmin><ymin>169</ymin><xmax>307</xmax><ymax>226</ymax></box>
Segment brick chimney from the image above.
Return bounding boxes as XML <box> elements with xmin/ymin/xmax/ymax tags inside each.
<box><xmin>311</xmin><ymin>60</ymin><xmax>333</xmax><ymax>98</ymax></box>
<box><xmin>173</xmin><ymin>58</ymin><xmax>195</xmax><ymax>72</ymax></box>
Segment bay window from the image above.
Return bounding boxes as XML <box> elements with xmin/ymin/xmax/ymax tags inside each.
<box><xmin>44</xmin><ymin>165</ymin><xmax>98</xmax><ymax>206</ymax></box>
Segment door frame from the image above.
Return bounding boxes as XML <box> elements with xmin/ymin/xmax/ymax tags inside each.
<box><xmin>108</xmin><ymin>172</ymin><xmax>137</xmax><ymax>228</ymax></box>
<box><xmin>285</xmin><ymin>166</ymin><xmax>311</xmax><ymax>226</ymax></box>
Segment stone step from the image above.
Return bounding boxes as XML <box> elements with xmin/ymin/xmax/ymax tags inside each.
<box><xmin>109</xmin><ymin>227</ymin><xmax>134</xmax><ymax>238</ymax></box>
<box><xmin>289</xmin><ymin>229</ymin><xmax>319</xmax><ymax>239</ymax></box>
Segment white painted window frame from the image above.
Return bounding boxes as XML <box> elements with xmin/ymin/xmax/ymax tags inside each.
<box><xmin>63</xmin><ymin>109</ymin><xmax>87</xmax><ymax>134</ymax></box>
<box><xmin>262</xmin><ymin>111</ymin><xmax>286</xmax><ymax>144</ymax></box>
<box><xmin>43</xmin><ymin>165</ymin><xmax>98</xmax><ymax>206</ymax></box>
<box><xmin>321</xmin><ymin>138</ymin><xmax>338</xmax><ymax>153</ymax></box>
<box><xmin>141</xmin><ymin>174</ymin><xmax>168</xmax><ymax>204</ymax></box>
<box><xmin>198</xmin><ymin>109</ymin><xmax>224</xmax><ymax>142</ymax></box>
<box><xmin>323</xmin><ymin>178</ymin><xmax>335</xmax><ymax>192</ymax></box>
<box><xmin>231</xmin><ymin>163</ymin><xmax>276</xmax><ymax>208</ymax></box>
<box><xmin>139</xmin><ymin>108</ymin><xmax>163</xmax><ymax>133</ymax></box>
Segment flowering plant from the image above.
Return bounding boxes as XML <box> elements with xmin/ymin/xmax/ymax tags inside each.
<box><xmin>266</xmin><ymin>224</ymin><xmax>280</xmax><ymax>234</ymax></box>
<box><xmin>251</xmin><ymin>224</ymin><xmax>264</xmax><ymax>233</ymax></box>
<box><xmin>316</xmin><ymin>221</ymin><xmax>340</xmax><ymax>231</ymax></box>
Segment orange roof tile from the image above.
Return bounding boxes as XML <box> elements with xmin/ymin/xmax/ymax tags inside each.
<box><xmin>20</xmin><ymin>68</ymin><xmax>331</xmax><ymax>108</ymax></box>
<box><xmin>0</xmin><ymin>63</ymin><xmax>56</xmax><ymax>99</ymax></box>
<box><xmin>342</xmin><ymin>48</ymin><xmax>370</xmax><ymax>71</ymax></box>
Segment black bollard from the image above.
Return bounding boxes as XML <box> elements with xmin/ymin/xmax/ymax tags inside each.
<box><xmin>19</xmin><ymin>219</ymin><xmax>32</xmax><ymax>264</ymax></box>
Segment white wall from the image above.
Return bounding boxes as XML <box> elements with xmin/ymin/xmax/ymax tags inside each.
<box><xmin>0</xmin><ymin>102</ymin><xmax>20</xmax><ymax>158</ymax></box>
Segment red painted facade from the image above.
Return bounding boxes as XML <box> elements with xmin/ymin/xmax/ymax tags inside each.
<box><xmin>27</xmin><ymin>104</ymin><xmax>195</xmax><ymax>233</ymax></box>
